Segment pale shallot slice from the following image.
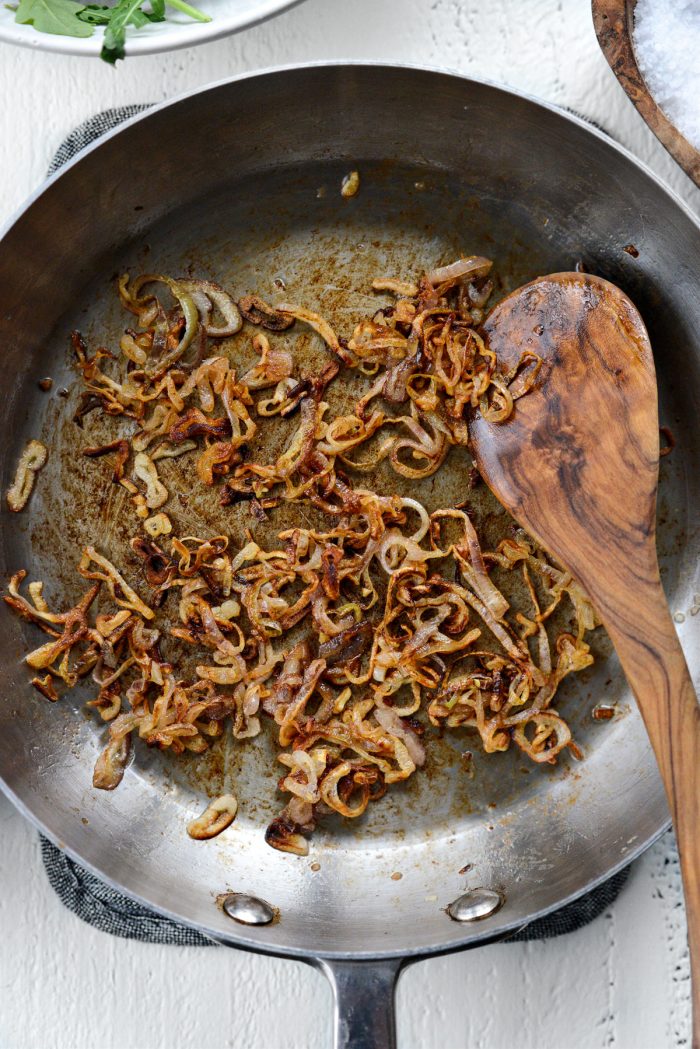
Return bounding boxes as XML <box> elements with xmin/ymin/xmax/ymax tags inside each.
<box><xmin>371</xmin><ymin>278</ymin><xmax>419</xmax><ymax>297</ymax></box>
<box><xmin>144</xmin><ymin>512</ymin><xmax>172</xmax><ymax>538</ymax></box>
<box><xmin>187</xmin><ymin>794</ymin><xmax>238</xmax><ymax>839</ymax></box>
<box><xmin>374</xmin><ymin>706</ymin><xmax>426</xmax><ymax>767</ymax></box>
<box><xmin>133</xmin><ymin>453</ymin><xmax>168</xmax><ymax>510</ymax></box>
<box><xmin>176</xmin><ymin>279</ymin><xmax>243</xmax><ymax>337</ymax></box>
<box><xmin>6</xmin><ymin>439</ymin><xmax>47</xmax><ymax>512</ymax></box>
<box><xmin>425</xmin><ymin>256</ymin><xmax>492</xmax><ymax>286</ymax></box>
<box><xmin>93</xmin><ymin>733</ymin><xmax>132</xmax><ymax>790</ymax></box>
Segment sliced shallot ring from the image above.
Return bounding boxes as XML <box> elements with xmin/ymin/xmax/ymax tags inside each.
<box><xmin>79</xmin><ymin>547</ymin><xmax>154</xmax><ymax>620</ymax></box>
<box><xmin>133</xmin><ymin>452</ymin><xmax>168</xmax><ymax>510</ymax></box>
<box><xmin>126</xmin><ymin>275</ymin><xmax>199</xmax><ymax>377</ymax></box>
<box><xmin>425</xmin><ymin>256</ymin><xmax>493</xmax><ymax>286</ymax></box>
<box><xmin>371</xmin><ymin>278</ymin><xmax>419</xmax><ymax>297</ymax></box>
<box><xmin>187</xmin><ymin>794</ymin><xmax>238</xmax><ymax>839</ymax></box>
<box><xmin>275</xmin><ymin>303</ymin><xmax>353</xmax><ymax>365</ymax></box>
<box><xmin>6</xmin><ymin>439</ymin><xmax>48</xmax><ymax>512</ymax></box>
<box><xmin>93</xmin><ymin>733</ymin><xmax>132</xmax><ymax>790</ymax></box>
<box><xmin>176</xmin><ymin>279</ymin><xmax>243</xmax><ymax>337</ymax></box>
<box><xmin>144</xmin><ymin>512</ymin><xmax>172</xmax><ymax>538</ymax></box>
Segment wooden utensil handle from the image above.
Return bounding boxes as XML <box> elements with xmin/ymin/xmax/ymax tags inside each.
<box><xmin>603</xmin><ymin>579</ymin><xmax>700</xmax><ymax>1049</ymax></box>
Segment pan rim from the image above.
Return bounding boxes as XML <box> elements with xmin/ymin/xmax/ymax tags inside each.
<box><xmin>2</xmin><ymin>61</ymin><xmax>700</xmax><ymax>246</ymax></box>
<box><xmin>3</xmin><ymin>774</ymin><xmax>671</xmax><ymax>959</ymax></box>
<box><xmin>0</xmin><ymin>60</ymin><xmax>688</xmax><ymax>961</ymax></box>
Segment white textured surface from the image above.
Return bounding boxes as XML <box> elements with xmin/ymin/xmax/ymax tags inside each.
<box><xmin>0</xmin><ymin>2</ymin><xmax>697</xmax><ymax>1047</ymax></box>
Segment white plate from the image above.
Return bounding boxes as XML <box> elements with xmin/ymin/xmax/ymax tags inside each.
<box><xmin>0</xmin><ymin>0</ymin><xmax>304</xmax><ymax>56</ymax></box>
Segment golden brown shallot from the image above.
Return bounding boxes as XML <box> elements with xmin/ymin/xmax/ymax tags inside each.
<box><xmin>340</xmin><ymin>170</ymin><xmax>360</xmax><ymax>198</ymax></box>
<box><xmin>3</xmin><ymin>255</ymin><xmax>598</xmax><ymax>854</ymax></box>
<box><xmin>93</xmin><ymin>732</ymin><xmax>132</xmax><ymax>790</ymax></box>
<box><xmin>6</xmin><ymin>439</ymin><xmax>48</xmax><ymax>512</ymax></box>
<box><xmin>144</xmin><ymin>512</ymin><xmax>172</xmax><ymax>538</ymax></box>
<box><xmin>187</xmin><ymin>794</ymin><xmax>239</xmax><ymax>839</ymax></box>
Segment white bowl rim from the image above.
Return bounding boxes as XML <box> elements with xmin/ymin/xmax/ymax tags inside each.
<box><xmin>0</xmin><ymin>0</ymin><xmax>304</xmax><ymax>56</ymax></box>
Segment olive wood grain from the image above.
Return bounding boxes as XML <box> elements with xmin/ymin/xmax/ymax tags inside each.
<box><xmin>470</xmin><ymin>273</ymin><xmax>700</xmax><ymax>1047</ymax></box>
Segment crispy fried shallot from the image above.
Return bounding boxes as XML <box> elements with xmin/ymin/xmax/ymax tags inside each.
<box><xmin>238</xmin><ymin>295</ymin><xmax>295</xmax><ymax>332</ymax></box>
<box><xmin>4</xmin><ymin>256</ymin><xmax>602</xmax><ymax>854</ymax></box>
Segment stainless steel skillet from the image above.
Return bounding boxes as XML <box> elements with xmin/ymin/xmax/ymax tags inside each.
<box><xmin>1</xmin><ymin>64</ymin><xmax>699</xmax><ymax>1049</ymax></box>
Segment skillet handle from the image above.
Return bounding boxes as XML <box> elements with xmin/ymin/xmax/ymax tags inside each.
<box><xmin>313</xmin><ymin>957</ymin><xmax>405</xmax><ymax>1049</ymax></box>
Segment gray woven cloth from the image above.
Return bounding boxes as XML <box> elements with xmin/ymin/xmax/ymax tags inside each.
<box><xmin>39</xmin><ymin>105</ymin><xmax>631</xmax><ymax>947</ymax></box>
<box><xmin>48</xmin><ymin>105</ymin><xmax>152</xmax><ymax>174</ymax></box>
<box><xmin>40</xmin><ymin>834</ymin><xmax>630</xmax><ymax>944</ymax></box>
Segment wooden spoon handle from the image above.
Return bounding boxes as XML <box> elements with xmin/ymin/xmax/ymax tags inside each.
<box><xmin>602</xmin><ymin>576</ymin><xmax>700</xmax><ymax>1048</ymax></box>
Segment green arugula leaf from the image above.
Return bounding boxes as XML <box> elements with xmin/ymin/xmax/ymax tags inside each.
<box><xmin>100</xmin><ymin>0</ymin><xmax>143</xmax><ymax>63</ymax></box>
<box><xmin>15</xmin><ymin>0</ymin><xmax>209</xmax><ymax>58</ymax></box>
<box><xmin>15</xmin><ymin>0</ymin><xmax>94</xmax><ymax>37</ymax></box>
<box><xmin>164</xmin><ymin>0</ymin><xmax>209</xmax><ymax>22</ymax></box>
<box><xmin>77</xmin><ymin>3</ymin><xmax>110</xmax><ymax>23</ymax></box>
<box><xmin>80</xmin><ymin>1</ymin><xmax>159</xmax><ymax>25</ymax></box>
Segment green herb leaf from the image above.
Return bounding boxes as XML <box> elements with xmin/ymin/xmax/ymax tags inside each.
<box><xmin>14</xmin><ymin>0</ymin><xmax>93</xmax><ymax>37</ymax></box>
<box><xmin>77</xmin><ymin>3</ymin><xmax>110</xmax><ymax>24</ymax></box>
<box><xmin>100</xmin><ymin>0</ymin><xmax>142</xmax><ymax>62</ymax></box>
<box><xmin>164</xmin><ymin>0</ymin><xmax>209</xmax><ymax>22</ymax></box>
<box><xmin>15</xmin><ymin>0</ymin><xmax>209</xmax><ymax>59</ymax></box>
<box><xmin>80</xmin><ymin>1</ymin><xmax>158</xmax><ymax>25</ymax></box>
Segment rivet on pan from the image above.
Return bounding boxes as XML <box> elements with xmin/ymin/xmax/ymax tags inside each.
<box><xmin>447</xmin><ymin>887</ymin><xmax>504</xmax><ymax>923</ymax></box>
<box><xmin>222</xmin><ymin>892</ymin><xmax>276</xmax><ymax>926</ymax></box>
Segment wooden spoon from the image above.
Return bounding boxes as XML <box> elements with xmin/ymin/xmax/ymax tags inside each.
<box><xmin>470</xmin><ymin>272</ymin><xmax>700</xmax><ymax>1044</ymax></box>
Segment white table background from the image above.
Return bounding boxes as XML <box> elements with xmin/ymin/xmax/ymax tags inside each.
<box><xmin>1</xmin><ymin>2</ymin><xmax>698</xmax><ymax>1046</ymax></box>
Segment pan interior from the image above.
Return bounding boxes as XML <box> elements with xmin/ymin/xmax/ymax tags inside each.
<box><xmin>2</xmin><ymin>154</ymin><xmax>694</xmax><ymax>956</ymax></box>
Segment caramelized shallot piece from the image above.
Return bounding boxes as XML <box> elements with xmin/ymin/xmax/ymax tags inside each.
<box><xmin>144</xmin><ymin>512</ymin><xmax>172</xmax><ymax>538</ymax></box>
<box><xmin>341</xmin><ymin>170</ymin><xmax>360</xmax><ymax>198</ymax></box>
<box><xmin>3</xmin><ymin>254</ymin><xmax>599</xmax><ymax>855</ymax></box>
<box><xmin>238</xmin><ymin>295</ymin><xmax>294</xmax><ymax>331</ymax></box>
<box><xmin>79</xmin><ymin>547</ymin><xmax>154</xmax><ymax>620</ymax></box>
<box><xmin>187</xmin><ymin>794</ymin><xmax>239</xmax><ymax>839</ymax></box>
<box><xmin>31</xmin><ymin>674</ymin><xmax>59</xmax><ymax>702</ymax></box>
<box><xmin>6</xmin><ymin>439</ymin><xmax>47</xmax><ymax>512</ymax></box>
<box><xmin>93</xmin><ymin>733</ymin><xmax>132</xmax><ymax>790</ymax></box>
<box><xmin>133</xmin><ymin>453</ymin><xmax>168</xmax><ymax>510</ymax></box>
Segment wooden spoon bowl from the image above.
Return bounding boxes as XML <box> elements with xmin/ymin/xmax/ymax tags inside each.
<box><xmin>471</xmin><ymin>272</ymin><xmax>700</xmax><ymax>1046</ymax></box>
